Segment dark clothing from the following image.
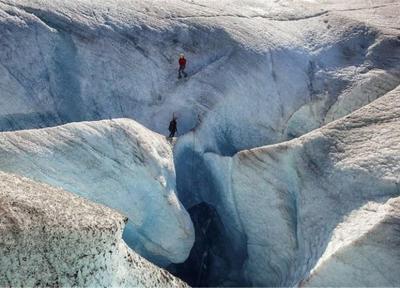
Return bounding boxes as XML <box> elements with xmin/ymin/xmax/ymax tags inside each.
<box><xmin>178</xmin><ymin>66</ymin><xmax>187</xmax><ymax>78</ymax></box>
<box><xmin>178</xmin><ymin>57</ymin><xmax>188</xmax><ymax>78</ymax></box>
<box><xmin>169</xmin><ymin>119</ymin><xmax>177</xmax><ymax>138</ymax></box>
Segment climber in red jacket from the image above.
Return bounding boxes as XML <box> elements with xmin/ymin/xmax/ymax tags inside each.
<box><xmin>178</xmin><ymin>53</ymin><xmax>188</xmax><ymax>79</ymax></box>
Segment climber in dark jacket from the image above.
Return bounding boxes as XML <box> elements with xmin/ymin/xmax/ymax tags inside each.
<box><xmin>178</xmin><ymin>53</ymin><xmax>188</xmax><ymax>79</ymax></box>
<box><xmin>168</xmin><ymin>116</ymin><xmax>178</xmax><ymax>138</ymax></box>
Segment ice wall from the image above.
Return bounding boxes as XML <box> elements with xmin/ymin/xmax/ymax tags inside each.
<box><xmin>193</xmin><ymin>86</ymin><xmax>400</xmax><ymax>286</ymax></box>
<box><xmin>0</xmin><ymin>118</ymin><xmax>194</xmax><ymax>266</ymax></box>
<box><xmin>1</xmin><ymin>0</ymin><xmax>399</xmax><ymax>144</ymax></box>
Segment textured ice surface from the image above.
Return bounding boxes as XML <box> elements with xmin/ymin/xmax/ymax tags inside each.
<box><xmin>0</xmin><ymin>171</ymin><xmax>187</xmax><ymax>287</ymax></box>
<box><xmin>0</xmin><ymin>118</ymin><xmax>194</xmax><ymax>266</ymax></box>
<box><xmin>301</xmin><ymin>197</ymin><xmax>400</xmax><ymax>287</ymax></box>
<box><xmin>199</xmin><ymin>86</ymin><xmax>400</xmax><ymax>286</ymax></box>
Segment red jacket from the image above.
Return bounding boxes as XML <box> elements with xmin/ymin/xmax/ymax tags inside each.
<box><xmin>179</xmin><ymin>57</ymin><xmax>186</xmax><ymax>67</ymax></box>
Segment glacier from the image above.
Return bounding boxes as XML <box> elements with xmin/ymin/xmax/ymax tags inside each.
<box><xmin>0</xmin><ymin>171</ymin><xmax>187</xmax><ymax>287</ymax></box>
<box><xmin>0</xmin><ymin>0</ymin><xmax>400</xmax><ymax>286</ymax></box>
<box><xmin>0</xmin><ymin>118</ymin><xmax>194</xmax><ymax>266</ymax></box>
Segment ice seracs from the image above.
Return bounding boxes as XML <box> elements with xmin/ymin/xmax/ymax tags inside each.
<box><xmin>0</xmin><ymin>171</ymin><xmax>187</xmax><ymax>287</ymax></box>
<box><xmin>0</xmin><ymin>118</ymin><xmax>194</xmax><ymax>266</ymax></box>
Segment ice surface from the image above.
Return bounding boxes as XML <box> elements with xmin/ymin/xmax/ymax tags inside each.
<box><xmin>0</xmin><ymin>0</ymin><xmax>400</xmax><ymax>286</ymax></box>
<box><xmin>301</xmin><ymin>197</ymin><xmax>400</xmax><ymax>287</ymax></box>
<box><xmin>196</xmin><ymin>86</ymin><xmax>400</xmax><ymax>286</ymax></box>
<box><xmin>0</xmin><ymin>118</ymin><xmax>194</xmax><ymax>266</ymax></box>
<box><xmin>0</xmin><ymin>171</ymin><xmax>188</xmax><ymax>287</ymax></box>
<box><xmin>0</xmin><ymin>0</ymin><xmax>399</xmax><ymax>143</ymax></box>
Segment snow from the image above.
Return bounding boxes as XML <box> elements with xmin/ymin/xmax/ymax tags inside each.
<box><xmin>0</xmin><ymin>118</ymin><xmax>194</xmax><ymax>266</ymax></box>
<box><xmin>0</xmin><ymin>171</ymin><xmax>188</xmax><ymax>287</ymax></box>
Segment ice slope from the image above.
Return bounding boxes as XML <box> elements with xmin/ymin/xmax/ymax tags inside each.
<box><xmin>0</xmin><ymin>171</ymin><xmax>187</xmax><ymax>287</ymax></box>
<box><xmin>0</xmin><ymin>118</ymin><xmax>194</xmax><ymax>266</ymax></box>
<box><xmin>189</xmin><ymin>85</ymin><xmax>400</xmax><ymax>286</ymax></box>
<box><xmin>0</xmin><ymin>0</ymin><xmax>399</xmax><ymax>145</ymax></box>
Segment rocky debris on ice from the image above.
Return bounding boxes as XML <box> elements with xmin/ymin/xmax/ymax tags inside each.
<box><xmin>0</xmin><ymin>118</ymin><xmax>194</xmax><ymax>266</ymax></box>
<box><xmin>0</xmin><ymin>171</ymin><xmax>188</xmax><ymax>287</ymax></box>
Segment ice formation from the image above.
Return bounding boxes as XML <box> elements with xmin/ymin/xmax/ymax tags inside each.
<box><xmin>215</xmin><ymin>86</ymin><xmax>400</xmax><ymax>286</ymax></box>
<box><xmin>0</xmin><ymin>0</ymin><xmax>399</xmax><ymax>286</ymax></box>
<box><xmin>1</xmin><ymin>0</ymin><xmax>398</xmax><ymax>140</ymax></box>
<box><xmin>0</xmin><ymin>118</ymin><xmax>194</xmax><ymax>266</ymax></box>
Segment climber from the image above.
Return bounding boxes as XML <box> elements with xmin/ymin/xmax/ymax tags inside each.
<box><xmin>168</xmin><ymin>115</ymin><xmax>178</xmax><ymax>138</ymax></box>
<box><xmin>178</xmin><ymin>53</ymin><xmax>188</xmax><ymax>79</ymax></box>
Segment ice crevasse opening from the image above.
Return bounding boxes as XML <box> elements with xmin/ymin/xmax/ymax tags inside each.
<box><xmin>0</xmin><ymin>0</ymin><xmax>400</xmax><ymax>286</ymax></box>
